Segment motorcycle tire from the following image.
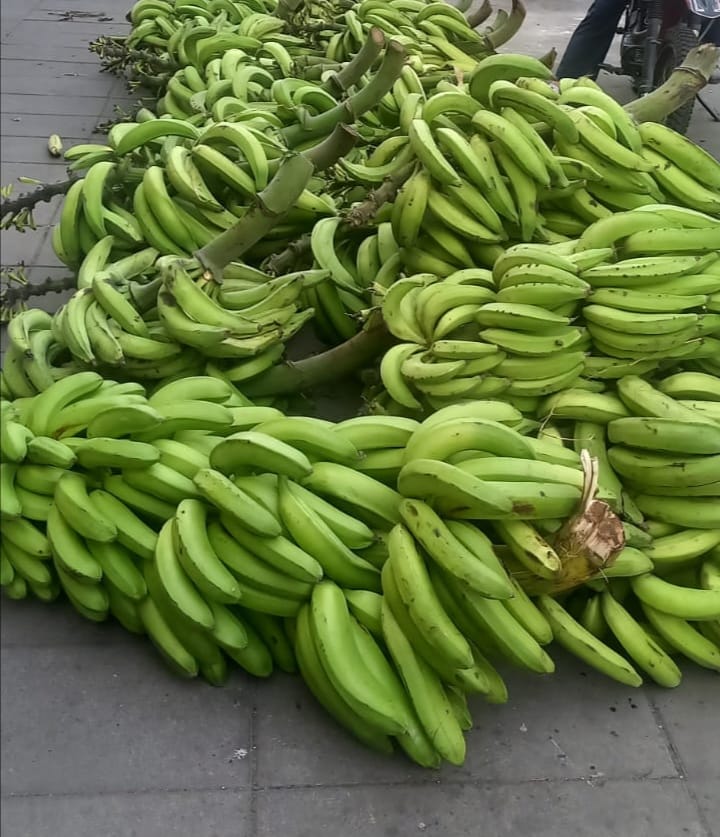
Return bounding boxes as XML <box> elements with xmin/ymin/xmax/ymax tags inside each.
<box><xmin>654</xmin><ymin>24</ymin><xmax>699</xmax><ymax>135</ymax></box>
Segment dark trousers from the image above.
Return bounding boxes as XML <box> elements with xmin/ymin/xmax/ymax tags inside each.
<box><xmin>556</xmin><ymin>0</ymin><xmax>720</xmax><ymax>80</ymax></box>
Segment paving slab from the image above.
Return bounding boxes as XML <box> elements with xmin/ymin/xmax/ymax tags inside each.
<box><xmin>1</xmin><ymin>135</ymin><xmax>91</xmax><ymax>165</ymax></box>
<box><xmin>0</xmin><ymin>790</ymin><xmax>253</xmax><ymax>837</ymax></box>
<box><xmin>254</xmin><ymin>653</ymin><xmax>677</xmax><ymax>789</ymax></box>
<box><xmin>1</xmin><ymin>2</ymin><xmax>719</xmax><ymax>836</ymax></box>
<box><xmin>4</xmin><ymin>20</ymin><xmax>129</xmax><ymax>45</ymax></box>
<box><xmin>1</xmin><ymin>644</ymin><xmax>255</xmax><ymax>795</ymax></box>
<box><xmin>1</xmin><ymin>71</ymin><xmax>124</xmax><ymax>99</ymax></box>
<box><xmin>689</xmin><ymin>781</ymin><xmax>720</xmax><ymax>837</ymax></box>
<box><xmin>0</xmin><ymin>93</ymin><xmax>116</xmax><ymax>117</ymax></box>
<box><xmin>256</xmin><ymin>778</ymin><xmax>709</xmax><ymax>837</ymax></box>
<box><xmin>1</xmin><ymin>222</ymin><xmax>58</xmax><ymax>270</ymax></box>
<box><xmin>649</xmin><ymin>668</ymin><xmax>720</xmax><ymax>780</ymax></box>
<box><xmin>0</xmin><ymin>597</ymin><xmax>136</xmax><ymax>647</ymax></box>
<box><xmin>0</xmin><ymin>113</ymin><xmax>107</xmax><ymax>138</ymax></box>
<box><xmin>0</xmin><ymin>43</ymin><xmax>106</xmax><ymax>63</ymax></box>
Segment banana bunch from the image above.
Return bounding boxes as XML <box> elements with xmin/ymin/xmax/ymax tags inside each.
<box><xmin>552</xmin><ymin>557</ymin><xmax>720</xmax><ymax>685</ymax></box>
<box><xmin>4</xmin><ymin>372</ymin><xmax>720</xmax><ymax>760</ymax></box>
<box><xmin>51</xmin><ymin>169</ymin><xmax>144</xmax><ymax>267</ymax></box>
<box><xmin>2</xmin><ymin>310</ymin><xmax>79</xmax><ymax>399</ymax></box>
<box><xmin>59</xmin><ymin>117</ymin><xmax>338</xmax><ymax>265</ymax></box>
<box><xmin>374</xmin><ymin>196</ymin><xmax>719</xmax><ymax>414</ymax></box>
<box><xmin>379</xmin><ymin>245</ymin><xmax>594</xmax><ymax>412</ymax></box>
<box><xmin>294</xmin><ymin>577</ymin><xmax>469</xmax><ymax>767</ymax></box>
<box><xmin>304</xmin><ymin>215</ymin><xmax>395</xmax><ymax>344</ymax></box>
<box><xmin>0</xmin><ymin>371</ymin><xmax>403</xmax><ymax>685</ymax></box>
<box><xmin>45</xmin><ymin>217</ymin><xmax>330</xmax><ymax>379</ymax></box>
<box><xmin>578</xmin><ymin>244</ymin><xmax>720</xmax><ymax>361</ymax></box>
<box><xmin>126</xmin><ymin>0</ymin><xmax>304</xmax><ymax>69</ymax></box>
<box><xmin>547</xmin><ymin>79</ymin><xmax>720</xmax><ymax>220</ymax></box>
<box><xmin>391</xmin><ymin>401</ymin><xmax>587</xmax><ymax>527</ymax></box>
<box><xmin>155</xmin><ymin>257</ymin><xmax>311</xmax><ymax>361</ymax></box>
<box><xmin>607</xmin><ymin>375</ymin><xmax>720</xmax><ymax>518</ymax></box>
<box><xmin>156</xmin><ymin>47</ymin><xmax>296</xmax><ymax>125</ymax></box>
<box><xmin>306</xmin><ymin>0</ymin><xmax>506</xmax><ymax>71</ymax></box>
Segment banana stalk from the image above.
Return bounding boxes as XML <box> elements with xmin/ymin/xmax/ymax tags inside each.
<box><xmin>466</xmin><ymin>0</ymin><xmax>492</xmax><ymax>29</ymax></box>
<box><xmin>324</xmin><ymin>28</ymin><xmax>386</xmax><ymax>96</ymax></box>
<box><xmin>265</xmin><ymin>161</ymin><xmax>414</xmax><ymax>276</ymax></box>
<box><xmin>624</xmin><ymin>43</ymin><xmax>719</xmax><ymax>123</ymax></box>
<box><xmin>344</xmin><ymin>163</ymin><xmax>416</xmax><ymax>227</ymax></box>
<box><xmin>275</xmin><ymin>0</ymin><xmax>307</xmax><ymax>21</ymax></box>
<box><xmin>242</xmin><ymin>310</ymin><xmax>395</xmax><ymax>397</ymax></box>
<box><xmin>1</xmin><ymin>177</ymin><xmax>78</xmax><ymax>228</ymax></box>
<box><xmin>514</xmin><ymin>452</ymin><xmax>626</xmax><ymax>596</ymax></box>
<box><xmin>264</xmin><ymin>235</ymin><xmax>312</xmax><ymax>277</ymax></box>
<box><xmin>1</xmin><ymin>274</ymin><xmax>77</xmax><ymax>321</ymax></box>
<box><xmin>196</xmin><ymin>125</ymin><xmax>359</xmax><ymax>280</ymax></box>
<box><xmin>281</xmin><ymin>41</ymin><xmax>407</xmax><ymax>147</ymax></box>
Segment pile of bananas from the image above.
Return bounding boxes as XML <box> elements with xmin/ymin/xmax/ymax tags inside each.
<box><xmin>38</xmin><ymin>45</ymin><xmax>719</xmax><ymax>379</ymax></box>
<box><xmin>2</xmin><ymin>253</ymin><xmax>330</xmax><ymax>385</ymax></box>
<box><xmin>378</xmin><ymin>214</ymin><xmax>719</xmax><ymax>414</ymax></box>
<box><xmin>2</xmin><ymin>0</ymin><xmax>720</xmax><ymax>769</ymax></box>
<box><xmin>118</xmin><ymin>0</ymin><xmax>517</xmax><ymax>83</ymax></box>
<box><xmin>2</xmin><ymin>368</ymin><xmax>720</xmax><ymax>766</ymax></box>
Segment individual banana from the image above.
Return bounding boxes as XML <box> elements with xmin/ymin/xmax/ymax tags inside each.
<box><xmin>277</xmin><ymin>476</ymin><xmax>380</xmax><ymax>591</ymax></box>
<box><xmin>387</xmin><ymin>523</ymin><xmax>473</xmax><ymax>668</ymax></box>
<box><xmin>310</xmin><ymin>581</ymin><xmax>408</xmax><ymax>736</ymax></box>
<box><xmin>600</xmin><ymin>592</ymin><xmax>682</xmax><ymax>688</ymax></box>
<box><xmin>403</xmin><ymin>415</ymin><xmax>535</xmax><ymax>464</ymax></box>
<box><xmin>380</xmin><ymin>598</ymin><xmax>466</xmax><ymax>765</ymax></box>
<box><xmin>390</xmin><ymin>166</ymin><xmax>431</xmax><ymax>249</ymax></box>
<box><xmin>399</xmin><ymin>498</ymin><xmax>513</xmax><ymax>597</ymax></box>
<box><xmin>301</xmin><ymin>462</ymin><xmax>402</xmax><ymax>531</ymax></box>
<box><xmin>537</xmin><ymin>595</ymin><xmax>642</xmax><ymax>686</ymax></box>
<box><xmin>90</xmin><ymin>489</ymin><xmax>158</xmax><ymax>560</ymax></box>
<box><xmin>293</xmin><ymin>604</ymin><xmax>393</xmax><ymax>754</ymax></box>
<box><xmin>638</xmin><ymin>121</ymin><xmax>720</xmax><ymax>191</ymax></box>
<box><xmin>630</xmin><ymin>573</ymin><xmax>720</xmax><ymax>620</ymax></box>
<box><xmin>397</xmin><ymin>457</ymin><xmax>513</xmax><ymax>520</ymax></box>
<box><xmin>641</xmin><ymin>602</ymin><xmax>720</xmax><ymax>671</ymax></box>
<box><xmin>220</xmin><ymin>513</ymin><xmax>323</xmax><ymax>584</ymax></box>
<box><xmin>54</xmin><ymin>472</ymin><xmax>117</xmax><ymax>543</ymax></box>
<box><xmin>46</xmin><ymin>503</ymin><xmax>103</xmax><ymax>584</ymax></box>
<box><xmin>468</xmin><ymin>53</ymin><xmax>554</xmax><ymax>106</ymax></box>
<box><xmin>657</xmin><ymin>372</ymin><xmax>720</xmax><ymax>402</ymax></box>
<box><xmin>193</xmin><ymin>467</ymin><xmax>281</xmax><ymax>537</ymax></box>
<box><xmin>252</xmin><ymin>416</ymin><xmax>360</xmax><ymax>466</ymax></box>
<box><xmin>208</xmin><ymin>431</ymin><xmax>313</xmax><ymax>482</ymax></box>
<box><xmin>174</xmin><ymin>499</ymin><xmax>242</xmax><ymax>604</ymax></box>
<box><xmin>207</xmin><ymin>520</ymin><xmax>312</xmax><ymax>607</ymax></box>
<box><xmin>407</xmin><ymin>119</ymin><xmax>460</xmax><ymax>186</ymax></box>
<box><xmin>334</xmin><ymin>415</ymin><xmax>420</xmax><ymax>453</ymax></box>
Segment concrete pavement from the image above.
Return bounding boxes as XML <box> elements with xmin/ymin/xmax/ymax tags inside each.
<box><xmin>1</xmin><ymin>1</ymin><xmax>718</xmax><ymax>834</ymax></box>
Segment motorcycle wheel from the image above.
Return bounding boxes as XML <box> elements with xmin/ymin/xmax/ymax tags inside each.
<box><xmin>654</xmin><ymin>24</ymin><xmax>699</xmax><ymax>135</ymax></box>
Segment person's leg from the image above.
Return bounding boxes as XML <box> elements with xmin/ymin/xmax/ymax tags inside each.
<box><xmin>556</xmin><ymin>0</ymin><xmax>629</xmax><ymax>79</ymax></box>
<box><xmin>699</xmin><ymin>17</ymin><xmax>720</xmax><ymax>46</ymax></box>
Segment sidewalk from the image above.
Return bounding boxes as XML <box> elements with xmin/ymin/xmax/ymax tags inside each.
<box><xmin>1</xmin><ymin>2</ymin><xmax>718</xmax><ymax>835</ymax></box>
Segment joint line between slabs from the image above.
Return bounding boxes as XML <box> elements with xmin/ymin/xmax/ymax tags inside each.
<box><xmin>249</xmin><ymin>681</ymin><xmax>260</xmax><ymax>837</ymax></box>
<box><xmin>0</xmin><ymin>773</ymin><xmax>687</xmax><ymax>802</ymax></box>
<box><xmin>251</xmin><ymin>773</ymin><xmax>686</xmax><ymax>793</ymax></box>
<box><xmin>648</xmin><ymin>695</ymin><xmax>714</xmax><ymax>837</ymax></box>
<box><xmin>1</xmin><ymin>786</ymin><xmax>252</xmax><ymax>801</ymax></box>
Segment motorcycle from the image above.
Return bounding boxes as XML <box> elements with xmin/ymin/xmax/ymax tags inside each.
<box><xmin>601</xmin><ymin>0</ymin><xmax>720</xmax><ymax>134</ymax></box>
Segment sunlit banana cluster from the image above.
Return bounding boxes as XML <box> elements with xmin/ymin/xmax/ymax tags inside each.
<box><xmin>2</xmin><ymin>374</ymin><xmax>719</xmax><ymax>766</ymax></box>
